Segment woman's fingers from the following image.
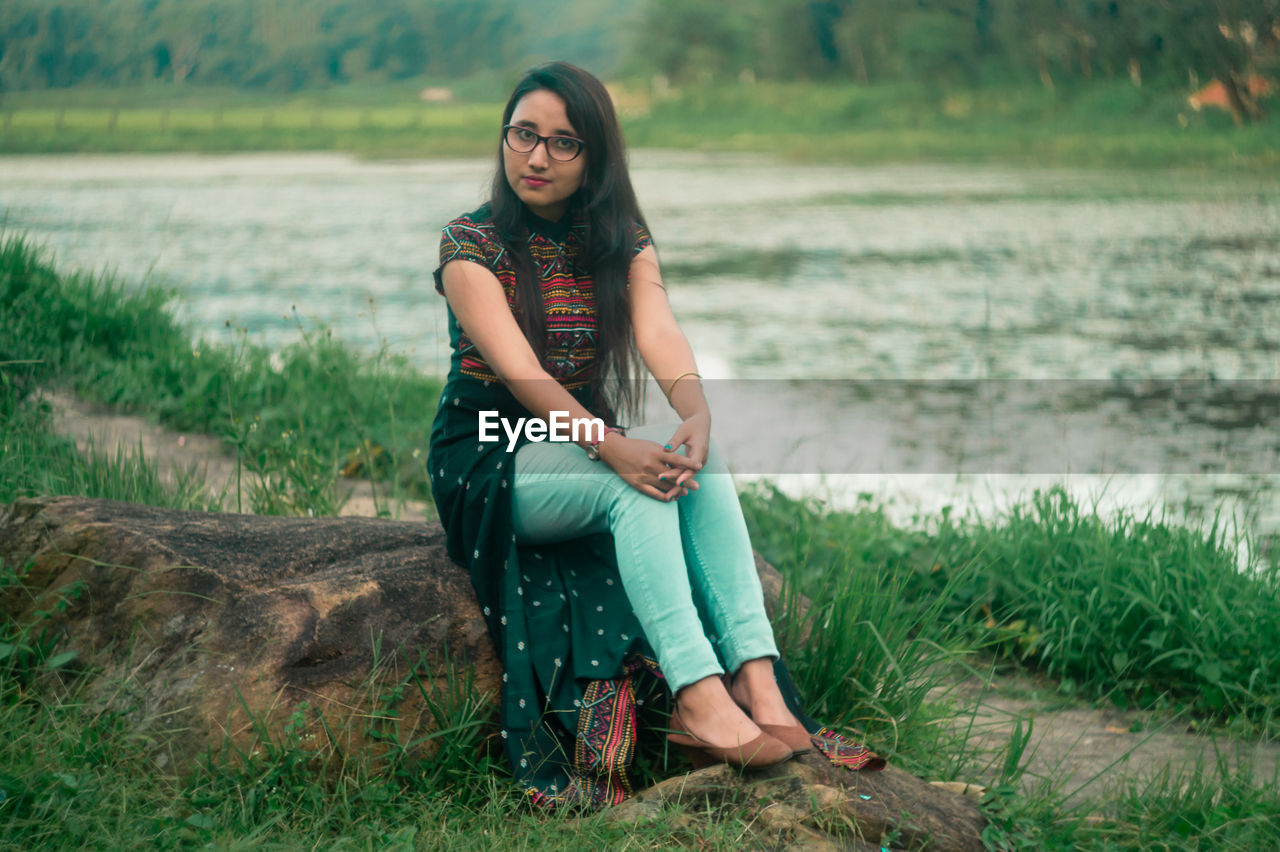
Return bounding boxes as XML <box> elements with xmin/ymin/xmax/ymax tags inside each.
<box><xmin>664</xmin><ymin>431</ymin><xmax>695</xmax><ymax>457</ymax></box>
<box><xmin>610</xmin><ymin>437</ymin><xmax>703</xmax><ymax>501</ymax></box>
<box><xmin>636</xmin><ymin>483</ymin><xmax>669</xmax><ymax>501</ymax></box>
<box><xmin>653</xmin><ymin>469</ymin><xmax>695</xmax><ymax>500</ymax></box>
<box><xmin>672</xmin><ymin>468</ymin><xmax>699</xmax><ymax>489</ymax></box>
<box><xmin>656</xmin><ymin>471</ymin><xmax>691</xmax><ymax>490</ymax></box>
<box><xmin>674</xmin><ymin>477</ymin><xmax>699</xmax><ymax>492</ymax></box>
<box><xmin>677</xmin><ymin>439</ymin><xmax>708</xmax><ymax>467</ymax></box>
<box><xmin>637</xmin><ymin>477</ymin><xmax>687</xmax><ymax>502</ymax></box>
<box><xmin>654</xmin><ymin>441</ymin><xmax>701</xmax><ymax>494</ymax></box>
<box><xmin>658</xmin><ymin>448</ymin><xmax>700</xmax><ymax>470</ymax></box>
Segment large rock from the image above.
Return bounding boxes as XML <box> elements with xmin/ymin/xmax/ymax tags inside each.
<box><xmin>0</xmin><ymin>495</ymin><xmax>985</xmax><ymax>850</ymax></box>
<box><xmin>0</xmin><ymin>495</ymin><xmax>492</xmax><ymax>771</ymax></box>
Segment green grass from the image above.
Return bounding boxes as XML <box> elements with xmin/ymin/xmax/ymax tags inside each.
<box><xmin>0</xmin><ymin>104</ymin><xmax>498</xmax><ymax>158</ymax></box>
<box><xmin>0</xmin><ymin>640</ymin><xmax>713</xmax><ymax>850</ymax></box>
<box><xmin>0</xmin><ymin>312</ymin><xmax>219</xmax><ymax>511</ymax></box>
<box><xmin>2</xmin><ymin>79</ymin><xmax>1276</xmax><ymax>170</ymax></box>
<box><xmin>0</xmin><ymin>405</ymin><xmax>218</xmax><ymax>511</ymax></box>
<box><xmin>976</xmin><ymin>744</ymin><xmax>1280</xmax><ymax>851</ymax></box>
<box><xmin>1077</xmin><ymin>757</ymin><xmax>1280</xmax><ymax>850</ymax></box>
<box><xmin>626</xmin><ymin>80</ymin><xmax>1280</xmax><ymax>170</ymax></box>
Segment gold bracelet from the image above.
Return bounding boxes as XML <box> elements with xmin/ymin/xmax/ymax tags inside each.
<box><xmin>664</xmin><ymin>370</ymin><xmax>702</xmax><ymax>401</ymax></box>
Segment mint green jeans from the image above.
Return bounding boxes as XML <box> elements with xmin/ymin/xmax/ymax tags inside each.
<box><xmin>511</xmin><ymin>424</ymin><xmax>779</xmax><ymax>693</ymax></box>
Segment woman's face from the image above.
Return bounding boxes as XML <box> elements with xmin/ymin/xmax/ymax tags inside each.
<box><xmin>503</xmin><ymin>89</ymin><xmax>586</xmax><ymax>222</ymax></box>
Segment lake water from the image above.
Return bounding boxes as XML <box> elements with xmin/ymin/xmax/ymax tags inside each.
<box><xmin>3</xmin><ymin>152</ymin><xmax>1278</xmax><ymax>553</ymax></box>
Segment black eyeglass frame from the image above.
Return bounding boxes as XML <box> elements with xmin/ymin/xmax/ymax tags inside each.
<box><xmin>502</xmin><ymin>124</ymin><xmax>585</xmax><ymax>162</ymax></box>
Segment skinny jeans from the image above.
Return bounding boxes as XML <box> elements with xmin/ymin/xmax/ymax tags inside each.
<box><xmin>511</xmin><ymin>424</ymin><xmax>778</xmax><ymax>693</ymax></box>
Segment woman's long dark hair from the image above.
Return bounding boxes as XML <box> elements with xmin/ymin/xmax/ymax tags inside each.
<box><xmin>490</xmin><ymin>61</ymin><xmax>646</xmax><ymax>425</ymax></box>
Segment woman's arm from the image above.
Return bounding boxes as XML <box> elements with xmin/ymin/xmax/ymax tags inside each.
<box><xmin>628</xmin><ymin>245</ymin><xmax>711</xmax><ymax>488</ymax></box>
<box><xmin>441</xmin><ymin>259</ymin><xmax>696</xmax><ymax>500</ymax></box>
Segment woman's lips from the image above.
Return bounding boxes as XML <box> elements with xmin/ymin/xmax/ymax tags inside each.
<box><xmin>523</xmin><ymin>175</ymin><xmax>550</xmax><ymax>188</ymax></box>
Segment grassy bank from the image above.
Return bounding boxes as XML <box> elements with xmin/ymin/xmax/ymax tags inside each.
<box><xmin>2</xmin><ymin>79</ymin><xmax>1277</xmax><ymax>170</ymax></box>
<box><xmin>4</xmin><ymin>234</ymin><xmax>1280</xmax><ymax>848</ymax></box>
<box><xmin>742</xmin><ymin>486</ymin><xmax>1280</xmax><ymax>740</ymax></box>
<box><xmin>0</xmin><ymin>234</ymin><xmax>442</xmax><ymax>515</ymax></box>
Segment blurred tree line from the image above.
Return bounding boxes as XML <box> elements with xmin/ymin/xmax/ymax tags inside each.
<box><xmin>1</xmin><ymin>0</ymin><xmax>1277</xmax><ymax>115</ymax></box>
<box><xmin>0</xmin><ymin>0</ymin><xmax>632</xmax><ymax>92</ymax></box>
<box><xmin>641</xmin><ymin>1</ymin><xmax>1278</xmax><ymax>103</ymax></box>
<box><xmin>641</xmin><ymin>0</ymin><xmax>1279</xmax><ymax>121</ymax></box>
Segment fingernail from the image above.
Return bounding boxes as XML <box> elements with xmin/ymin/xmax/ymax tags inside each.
<box><xmin>658</xmin><ymin>474</ymin><xmax>666</xmax><ymax>481</ymax></box>
<box><xmin>663</xmin><ymin>444</ymin><xmax>673</xmax><ymax>450</ymax></box>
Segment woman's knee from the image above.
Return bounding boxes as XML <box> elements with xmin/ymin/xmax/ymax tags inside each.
<box><xmin>511</xmin><ymin>471</ymin><xmax>630</xmax><ymax>543</ymax></box>
<box><xmin>607</xmin><ymin>483</ymin><xmax>681</xmax><ymax>530</ymax></box>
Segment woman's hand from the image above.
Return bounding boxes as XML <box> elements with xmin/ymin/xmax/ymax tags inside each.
<box><xmin>664</xmin><ymin>410</ymin><xmax>710</xmax><ymax>491</ymax></box>
<box><xmin>599</xmin><ymin>434</ymin><xmax>701</xmax><ymax>501</ymax></box>
<box><xmin>667</xmin><ymin>411</ymin><xmax>710</xmax><ymax>466</ymax></box>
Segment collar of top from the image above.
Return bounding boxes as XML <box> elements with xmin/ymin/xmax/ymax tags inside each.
<box><xmin>522</xmin><ymin>203</ymin><xmax>578</xmax><ymax>243</ymax></box>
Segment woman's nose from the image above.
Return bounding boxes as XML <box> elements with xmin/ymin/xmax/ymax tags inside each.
<box><xmin>527</xmin><ymin>140</ymin><xmax>551</xmax><ymax>168</ymax></box>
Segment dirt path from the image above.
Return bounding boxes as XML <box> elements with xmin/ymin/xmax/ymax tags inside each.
<box><xmin>43</xmin><ymin>389</ymin><xmax>431</xmax><ymax>521</ymax></box>
<box><xmin>42</xmin><ymin>389</ymin><xmax>1280</xmax><ymax>800</ymax></box>
<box><xmin>936</xmin><ymin>670</ymin><xmax>1280</xmax><ymax>802</ymax></box>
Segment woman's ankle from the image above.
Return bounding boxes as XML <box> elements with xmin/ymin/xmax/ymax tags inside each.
<box><xmin>729</xmin><ymin>659</ymin><xmax>800</xmax><ymax>727</ymax></box>
<box><xmin>674</xmin><ymin>676</ymin><xmax>762</xmax><ymax>746</ymax></box>
<box><xmin>728</xmin><ymin>658</ymin><xmax>774</xmax><ymax>703</ymax></box>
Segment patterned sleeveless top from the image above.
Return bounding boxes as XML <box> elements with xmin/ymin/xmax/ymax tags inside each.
<box><xmin>434</xmin><ymin>203</ymin><xmax>653</xmax><ymax>391</ymax></box>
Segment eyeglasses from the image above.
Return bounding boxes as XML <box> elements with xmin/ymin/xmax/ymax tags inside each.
<box><xmin>503</xmin><ymin>125</ymin><xmax>584</xmax><ymax>162</ymax></box>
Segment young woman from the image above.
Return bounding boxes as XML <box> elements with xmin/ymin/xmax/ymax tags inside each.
<box><xmin>428</xmin><ymin>61</ymin><xmax>881</xmax><ymax>807</ymax></box>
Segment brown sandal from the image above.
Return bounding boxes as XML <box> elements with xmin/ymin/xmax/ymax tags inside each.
<box><xmin>757</xmin><ymin>723</ymin><xmax>815</xmax><ymax>754</ymax></box>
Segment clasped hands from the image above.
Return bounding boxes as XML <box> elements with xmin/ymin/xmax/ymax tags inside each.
<box><xmin>598</xmin><ymin>411</ymin><xmax>710</xmax><ymax>502</ymax></box>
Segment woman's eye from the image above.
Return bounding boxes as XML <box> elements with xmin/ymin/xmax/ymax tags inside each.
<box><xmin>516</xmin><ymin>129</ymin><xmax>537</xmax><ymax>143</ymax></box>
<box><xmin>552</xmin><ymin>138</ymin><xmax>576</xmax><ymax>150</ymax></box>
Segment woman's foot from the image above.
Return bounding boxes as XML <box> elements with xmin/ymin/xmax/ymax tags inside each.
<box><xmin>672</xmin><ymin>674</ymin><xmax>767</xmax><ymax>750</ymax></box>
<box><xmin>728</xmin><ymin>658</ymin><xmax>813</xmax><ymax>753</ymax></box>
<box><xmin>669</xmin><ymin>674</ymin><xmax>793</xmax><ymax>767</ymax></box>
